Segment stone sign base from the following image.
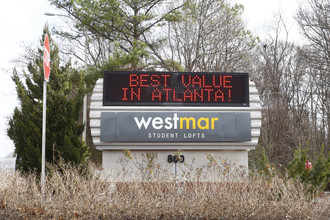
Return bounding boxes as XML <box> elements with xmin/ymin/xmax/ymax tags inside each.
<box><xmin>101</xmin><ymin>150</ymin><xmax>249</xmax><ymax>182</ymax></box>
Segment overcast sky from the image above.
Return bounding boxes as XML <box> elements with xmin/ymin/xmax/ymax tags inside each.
<box><xmin>0</xmin><ymin>0</ymin><xmax>303</xmax><ymax>158</ymax></box>
<box><xmin>0</xmin><ymin>0</ymin><xmax>59</xmax><ymax>158</ymax></box>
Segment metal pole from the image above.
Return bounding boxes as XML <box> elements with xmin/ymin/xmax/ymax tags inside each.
<box><xmin>174</xmin><ymin>162</ymin><xmax>177</xmax><ymax>178</ymax></box>
<box><xmin>45</xmin><ymin>12</ymin><xmax>88</xmax><ymax>141</ymax></box>
<box><xmin>41</xmin><ymin>79</ymin><xmax>47</xmax><ymax>204</ymax></box>
<box><xmin>82</xmin><ymin>28</ymin><xmax>88</xmax><ymax>141</ymax></box>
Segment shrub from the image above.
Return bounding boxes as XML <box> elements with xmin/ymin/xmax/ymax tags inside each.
<box><xmin>287</xmin><ymin>144</ymin><xmax>330</xmax><ymax>193</ymax></box>
<box><xmin>0</xmin><ymin>161</ymin><xmax>329</xmax><ymax>219</ymax></box>
<box><xmin>7</xmin><ymin>28</ymin><xmax>89</xmax><ymax>174</ymax></box>
<box><xmin>287</xmin><ymin>145</ymin><xmax>309</xmax><ymax>182</ymax></box>
<box><xmin>308</xmin><ymin>145</ymin><xmax>329</xmax><ymax>192</ymax></box>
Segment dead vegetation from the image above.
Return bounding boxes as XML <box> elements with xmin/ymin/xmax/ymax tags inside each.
<box><xmin>0</xmin><ymin>163</ymin><xmax>329</xmax><ymax>219</ymax></box>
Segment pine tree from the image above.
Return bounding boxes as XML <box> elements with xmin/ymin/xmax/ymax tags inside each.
<box><xmin>256</xmin><ymin>146</ymin><xmax>274</xmax><ymax>178</ymax></box>
<box><xmin>307</xmin><ymin>144</ymin><xmax>329</xmax><ymax>192</ymax></box>
<box><xmin>287</xmin><ymin>145</ymin><xmax>309</xmax><ymax>182</ymax></box>
<box><xmin>7</xmin><ymin>27</ymin><xmax>89</xmax><ymax>173</ymax></box>
<box><xmin>287</xmin><ymin>143</ymin><xmax>330</xmax><ymax>193</ymax></box>
<box><xmin>49</xmin><ymin>0</ymin><xmax>184</xmax><ymax>70</ymax></box>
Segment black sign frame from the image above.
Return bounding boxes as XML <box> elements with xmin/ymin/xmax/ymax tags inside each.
<box><xmin>103</xmin><ymin>71</ymin><xmax>249</xmax><ymax>107</ymax></box>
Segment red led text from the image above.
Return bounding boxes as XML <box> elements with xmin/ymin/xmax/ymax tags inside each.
<box><xmin>121</xmin><ymin>74</ymin><xmax>233</xmax><ymax>103</ymax></box>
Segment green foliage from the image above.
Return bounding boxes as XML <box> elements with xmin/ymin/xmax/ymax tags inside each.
<box><xmin>287</xmin><ymin>144</ymin><xmax>329</xmax><ymax>192</ymax></box>
<box><xmin>7</xmin><ymin>27</ymin><xmax>89</xmax><ymax>174</ymax></box>
<box><xmin>162</xmin><ymin>59</ymin><xmax>184</xmax><ymax>72</ymax></box>
<box><xmin>84</xmin><ymin>40</ymin><xmax>150</xmax><ymax>91</ymax></box>
<box><xmin>49</xmin><ymin>0</ymin><xmax>184</xmax><ymax>70</ymax></box>
<box><xmin>307</xmin><ymin>144</ymin><xmax>329</xmax><ymax>192</ymax></box>
<box><xmin>256</xmin><ymin>147</ymin><xmax>275</xmax><ymax>178</ymax></box>
<box><xmin>248</xmin><ymin>145</ymin><xmax>277</xmax><ymax>180</ymax></box>
<box><xmin>109</xmin><ymin>40</ymin><xmax>149</xmax><ymax>70</ymax></box>
<box><xmin>257</xmin><ymin>146</ymin><xmax>270</xmax><ymax>169</ymax></box>
<box><xmin>287</xmin><ymin>145</ymin><xmax>309</xmax><ymax>182</ymax></box>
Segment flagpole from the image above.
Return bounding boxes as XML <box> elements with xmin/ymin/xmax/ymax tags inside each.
<box><xmin>41</xmin><ymin>79</ymin><xmax>47</xmax><ymax>205</ymax></box>
<box><xmin>41</xmin><ymin>33</ymin><xmax>50</xmax><ymax>206</ymax></box>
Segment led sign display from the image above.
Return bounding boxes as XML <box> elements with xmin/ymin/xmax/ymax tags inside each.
<box><xmin>103</xmin><ymin>71</ymin><xmax>249</xmax><ymax>106</ymax></box>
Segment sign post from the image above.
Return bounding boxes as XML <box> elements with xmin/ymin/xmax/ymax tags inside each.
<box><xmin>41</xmin><ymin>34</ymin><xmax>50</xmax><ymax>204</ymax></box>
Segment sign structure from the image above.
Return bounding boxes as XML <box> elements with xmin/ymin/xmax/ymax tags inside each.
<box><xmin>43</xmin><ymin>34</ymin><xmax>50</xmax><ymax>82</ymax></box>
<box><xmin>90</xmin><ymin>72</ymin><xmax>262</xmax><ymax>179</ymax></box>
<box><xmin>101</xmin><ymin>112</ymin><xmax>251</xmax><ymax>142</ymax></box>
<box><xmin>103</xmin><ymin>71</ymin><xmax>249</xmax><ymax>106</ymax></box>
<box><xmin>90</xmin><ymin>72</ymin><xmax>262</xmax><ymax>149</ymax></box>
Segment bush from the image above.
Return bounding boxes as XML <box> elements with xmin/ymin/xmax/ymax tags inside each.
<box><xmin>0</xmin><ymin>162</ymin><xmax>329</xmax><ymax>219</ymax></box>
<box><xmin>308</xmin><ymin>145</ymin><xmax>330</xmax><ymax>192</ymax></box>
<box><xmin>287</xmin><ymin>144</ymin><xmax>330</xmax><ymax>193</ymax></box>
<box><xmin>7</xmin><ymin>28</ymin><xmax>89</xmax><ymax>174</ymax></box>
<box><xmin>287</xmin><ymin>145</ymin><xmax>309</xmax><ymax>181</ymax></box>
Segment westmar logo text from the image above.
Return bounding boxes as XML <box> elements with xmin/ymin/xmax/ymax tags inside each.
<box><xmin>133</xmin><ymin>113</ymin><xmax>219</xmax><ymax>140</ymax></box>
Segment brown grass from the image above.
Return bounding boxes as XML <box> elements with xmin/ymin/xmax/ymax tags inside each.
<box><xmin>0</xmin><ymin>163</ymin><xmax>329</xmax><ymax>219</ymax></box>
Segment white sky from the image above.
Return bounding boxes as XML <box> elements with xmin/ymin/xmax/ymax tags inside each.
<box><xmin>0</xmin><ymin>0</ymin><xmax>303</xmax><ymax>158</ymax></box>
<box><xmin>0</xmin><ymin>0</ymin><xmax>61</xmax><ymax>158</ymax></box>
<box><xmin>234</xmin><ymin>0</ymin><xmax>305</xmax><ymax>44</ymax></box>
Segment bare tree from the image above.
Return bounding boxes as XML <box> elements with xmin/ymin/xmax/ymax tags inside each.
<box><xmin>253</xmin><ymin>13</ymin><xmax>318</xmax><ymax>165</ymax></box>
<box><xmin>296</xmin><ymin>0</ymin><xmax>329</xmax><ymax>150</ymax></box>
<box><xmin>252</xmin><ymin>1</ymin><xmax>330</xmax><ymax>166</ymax></box>
<box><xmin>158</xmin><ymin>0</ymin><xmax>258</xmax><ymax>72</ymax></box>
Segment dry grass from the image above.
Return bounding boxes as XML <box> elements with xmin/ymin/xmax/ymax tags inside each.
<box><xmin>0</xmin><ymin>163</ymin><xmax>329</xmax><ymax>219</ymax></box>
